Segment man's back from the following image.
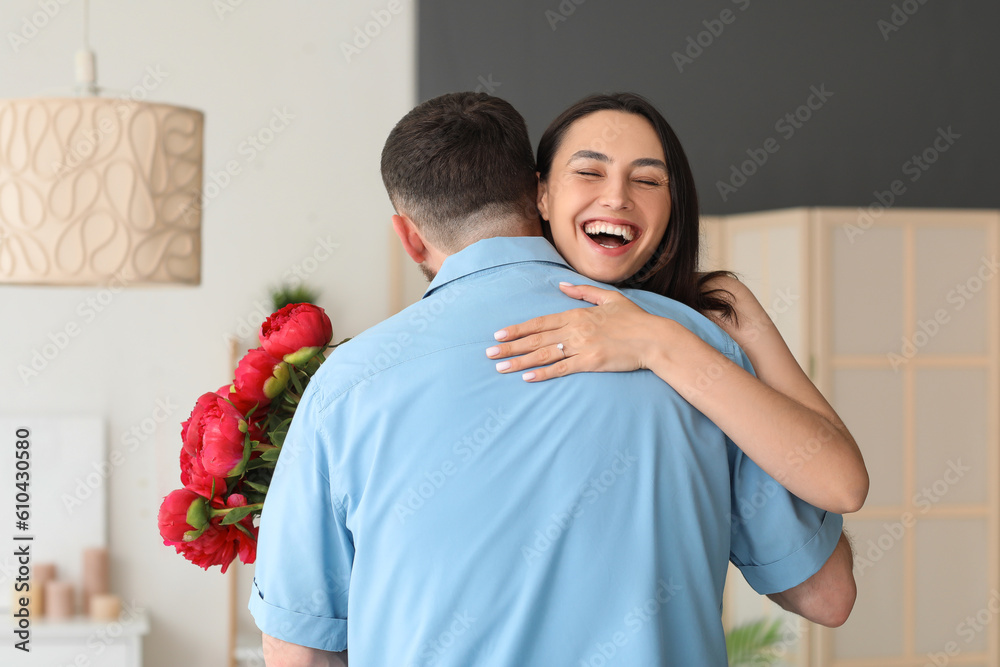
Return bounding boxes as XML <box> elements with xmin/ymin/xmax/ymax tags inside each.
<box><xmin>250</xmin><ymin>237</ymin><xmax>841</xmax><ymax>666</ymax></box>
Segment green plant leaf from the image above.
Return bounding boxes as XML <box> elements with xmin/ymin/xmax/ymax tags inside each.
<box><xmin>243</xmin><ymin>480</ymin><xmax>269</xmax><ymax>494</ymax></box>
<box><xmin>220</xmin><ymin>504</ymin><xmax>259</xmax><ymax>525</ymax></box>
<box><xmin>259</xmin><ymin>447</ymin><xmax>281</xmax><ymax>462</ymax></box>
<box><xmin>233</xmin><ymin>520</ymin><xmax>257</xmax><ymax>540</ymax></box>
<box><xmin>269</xmin><ymin>284</ymin><xmax>320</xmax><ymax>311</ymax></box>
<box><xmin>268</xmin><ymin>417</ymin><xmax>292</xmax><ymax>449</ymax></box>
<box><xmin>725</xmin><ymin>617</ymin><xmax>787</xmax><ymax>667</ymax></box>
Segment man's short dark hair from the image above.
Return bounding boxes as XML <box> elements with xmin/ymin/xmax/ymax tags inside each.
<box><xmin>380</xmin><ymin>92</ymin><xmax>537</xmax><ymax>252</ymax></box>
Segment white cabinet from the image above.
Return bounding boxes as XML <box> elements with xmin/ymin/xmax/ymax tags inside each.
<box><xmin>0</xmin><ymin>610</ymin><xmax>149</xmax><ymax>666</ymax></box>
<box><xmin>703</xmin><ymin>207</ymin><xmax>1000</xmax><ymax>666</ymax></box>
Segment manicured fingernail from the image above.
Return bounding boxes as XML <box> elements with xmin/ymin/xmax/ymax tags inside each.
<box><xmin>559</xmin><ymin>281</ymin><xmax>573</xmax><ymax>286</ymax></box>
<box><xmin>494</xmin><ymin>330</ymin><xmax>508</xmax><ymax>340</ymax></box>
<box><xmin>522</xmin><ymin>371</ymin><xmax>536</xmax><ymax>381</ymax></box>
<box><xmin>486</xmin><ymin>346</ymin><xmax>500</xmax><ymax>357</ymax></box>
<box><xmin>495</xmin><ymin>361</ymin><xmax>511</xmax><ymax>372</ymax></box>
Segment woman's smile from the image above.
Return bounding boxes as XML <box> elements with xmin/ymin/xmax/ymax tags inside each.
<box><xmin>580</xmin><ymin>218</ymin><xmax>641</xmax><ymax>251</ymax></box>
<box><xmin>537</xmin><ymin>110</ymin><xmax>671</xmax><ymax>285</ymax></box>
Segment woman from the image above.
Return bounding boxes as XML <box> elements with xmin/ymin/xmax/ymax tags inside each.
<box><xmin>486</xmin><ymin>93</ymin><xmax>868</xmax><ymax>514</ymax></box>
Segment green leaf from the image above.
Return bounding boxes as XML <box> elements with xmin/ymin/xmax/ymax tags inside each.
<box><xmin>268</xmin><ymin>417</ymin><xmax>292</xmax><ymax>449</ymax></box>
<box><xmin>725</xmin><ymin>617</ymin><xmax>787</xmax><ymax>667</ymax></box>
<box><xmin>227</xmin><ymin>433</ymin><xmax>253</xmax><ymax>477</ymax></box>
<box><xmin>269</xmin><ymin>285</ymin><xmax>320</xmax><ymax>311</ymax></box>
<box><xmin>245</xmin><ymin>492</ymin><xmax>266</xmax><ymax>506</ymax></box>
<box><xmin>289</xmin><ymin>366</ymin><xmax>306</xmax><ymax>395</ymax></box>
<box><xmin>259</xmin><ymin>447</ymin><xmax>282</xmax><ymax>462</ymax></box>
<box><xmin>220</xmin><ymin>504</ymin><xmax>258</xmax><ymax>525</ymax></box>
<box><xmin>233</xmin><ymin>521</ymin><xmax>257</xmax><ymax>541</ymax></box>
<box><xmin>243</xmin><ymin>480</ymin><xmax>269</xmax><ymax>494</ymax></box>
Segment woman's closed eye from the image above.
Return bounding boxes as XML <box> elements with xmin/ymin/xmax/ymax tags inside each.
<box><xmin>632</xmin><ymin>170</ymin><xmax>668</xmax><ymax>187</ymax></box>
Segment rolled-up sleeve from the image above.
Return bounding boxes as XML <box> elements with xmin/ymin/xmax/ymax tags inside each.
<box><xmin>248</xmin><ymin>387</ymin><xmax>353</xmax><ymax>652</ymax></box>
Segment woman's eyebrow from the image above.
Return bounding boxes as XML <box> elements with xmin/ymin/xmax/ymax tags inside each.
<box><xmin>568</xmin><ymin>149</ymin><xmax>609</xmax><ymax>162</ymax></box>
<box><xmin>632</xmin><ymin>157</ymin><xmax>668</xmax><ymax>171</ymax></box>
<box><xmin>568</xmin><ymin>150</ymin><xmax>667</xmax><ymax>172</ymax></box>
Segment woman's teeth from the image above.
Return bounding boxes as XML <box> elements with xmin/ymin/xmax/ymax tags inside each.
<box><xmin>583</xmin><ymin>221</ymin><xmax>635</xmax><ymax>248</ymax></box>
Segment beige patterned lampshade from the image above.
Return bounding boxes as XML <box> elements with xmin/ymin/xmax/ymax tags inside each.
<box><xmin>0</xmin><ymin>97</ymin><xmax>203</xmax><ymax>285</ymax></box>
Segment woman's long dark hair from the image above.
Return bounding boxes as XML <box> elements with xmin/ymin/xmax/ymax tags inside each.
<box><xmin>536</xmin><ymin>93</ymin><xmax>736</xmax><ymax>321</ymax></box>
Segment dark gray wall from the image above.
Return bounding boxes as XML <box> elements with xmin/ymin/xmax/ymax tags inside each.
<box><xmin>418</xmin><ymin>1</ymin><xmax>999</xmax><ymax>214</ymax></box>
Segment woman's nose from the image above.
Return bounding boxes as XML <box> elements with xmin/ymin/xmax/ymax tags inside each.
<box><xmin>599</xmin><ymin>178</ymin><xmax>632</xmax><ymax>210</ymax></box>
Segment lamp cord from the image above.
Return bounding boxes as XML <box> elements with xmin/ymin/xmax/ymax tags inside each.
<box><xmin>76</xmin><ymin>0</ymin><xmax>98</xmax><ymax>95</ymax></box>
<box><xmin>83</xmin><ymin>0</ymin><xmax>90</xmax><ymax>51</ymax></box>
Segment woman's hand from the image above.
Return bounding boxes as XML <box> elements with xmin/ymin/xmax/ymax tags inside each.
<box><xmin>486</xmin><ymin>282</ymin><xmax>664</xmax><ymax>381</ymax></box>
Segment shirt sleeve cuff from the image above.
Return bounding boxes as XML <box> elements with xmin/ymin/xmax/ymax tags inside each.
<box><xmin>248</xmin><ymin>578</ymin><xmax>347</xmax><ymax>652</ymax></box>
<box><xmin>736</xmin><ymin>511</ymin><xmax>844</xmax><ymax>595</ymax></box>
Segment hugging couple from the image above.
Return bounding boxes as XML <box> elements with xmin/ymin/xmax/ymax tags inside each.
<box><xmin>248</xmin><ymin>91</ymin><xmax>867</xmax><ymax>666</ymax></box>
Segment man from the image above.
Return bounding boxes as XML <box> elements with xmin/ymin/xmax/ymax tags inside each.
<box><xmin>249</xmin><ymin>92</ymin><xmax>856</xmax><ymax>666</ymax></box>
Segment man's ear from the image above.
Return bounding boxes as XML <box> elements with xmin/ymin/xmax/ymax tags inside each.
<box><xmin>392</xmin><ymin>214</ymin><xmax>429</xmax><ymax>264</ymax></box>
<box><xmin>536</xmin><ymin>173</ymin><xmax>550</xmax><ymax>221</ymax></box>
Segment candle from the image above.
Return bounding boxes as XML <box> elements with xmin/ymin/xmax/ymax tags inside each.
<box><xmin>33</xmin><ymin>563</ymin><xmax>56</xmax><ymax>616</ymax></box>
<box><xmin>90</xmin><ymin>593</ymin><xmax>121</xmax><ymax>622</ymax></box>
<box><xmin>82</xmin><ymin>547</ymin><xmax>109</xmax><ymax>615</ymax></box>
<box><xmin>45</xmin><ymin>581</ymin><xmax>74</xmax><ymax>620</ymax></box>
<box><xmin>10</xmin><ymin>581</ymin><xmax>42</xmax><ymax>620</ymax></box>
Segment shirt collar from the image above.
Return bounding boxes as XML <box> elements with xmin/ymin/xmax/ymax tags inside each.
<box><xmin>424</xmin><ymin>236</ymin><xmax>572</xmax><ymax>298</ymax></box>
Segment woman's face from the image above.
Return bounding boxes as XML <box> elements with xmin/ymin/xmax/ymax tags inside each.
<box><xmin>538</xmin><ymin>110</ymin><xmax>671</xmax><ymax>285</ymax></box>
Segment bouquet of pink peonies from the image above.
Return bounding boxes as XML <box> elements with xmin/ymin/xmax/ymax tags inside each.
<box><xmin>158</xmin><ymin>303</ymin><xmax>346</xmax><ymax>572</ymax></box>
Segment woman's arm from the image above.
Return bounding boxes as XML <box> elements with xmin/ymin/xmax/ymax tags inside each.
<box><xmin>487</xmin><ymin>279</ymin><xmax>868</xmax><ymax>514</ymax></box>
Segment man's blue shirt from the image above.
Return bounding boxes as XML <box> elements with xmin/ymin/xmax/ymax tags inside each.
<box><xmin>249</xmin><ymin>236</ymin><xmax>842</xmax><ymax>666</ymax></box>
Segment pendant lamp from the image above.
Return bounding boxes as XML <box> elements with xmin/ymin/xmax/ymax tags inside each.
<box><xmin>0</xmin><ymin>1</ymin><xmax>204</xmax><ymax>285</ymax></box>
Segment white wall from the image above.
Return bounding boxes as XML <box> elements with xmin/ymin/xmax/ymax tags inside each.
<box><xmin>0</xmin><ymin>1</ymin><xmax>415</xmax><ymax>665</ymax></box>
